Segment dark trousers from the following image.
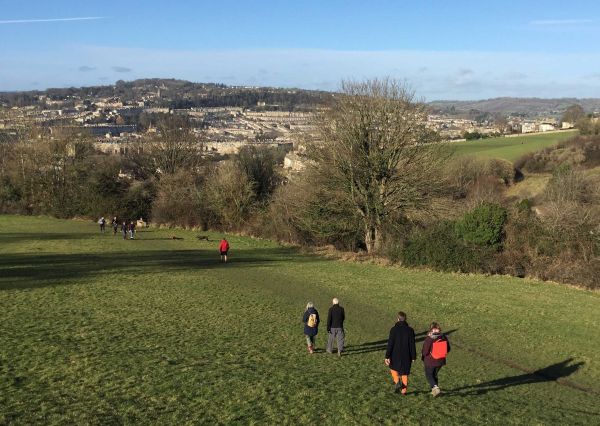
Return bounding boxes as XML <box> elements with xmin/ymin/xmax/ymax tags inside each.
<box><xmin>425</xmin><ymin>366</ymin><xmax>441</xmax><ymax>388</ymax></box>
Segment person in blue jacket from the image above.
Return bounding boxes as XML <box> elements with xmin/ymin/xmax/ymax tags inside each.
<box><xmin>302</xmin><ymin>302</ymin><xmax>320</xmax><ymax>354</ymax></box>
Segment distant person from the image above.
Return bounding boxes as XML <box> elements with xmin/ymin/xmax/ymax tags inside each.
<box><xmin>121</xmin><ymin>221</ymin><xmax>128</xmax><ymax>240</ymax></box>
<box><xmin>129</xmin><ymin>221</ymin><xmax>136</xmax><ymax>240</ymax></box>
<box><xmin>385</xmin><ymin>311</ymin><xmax>416</xmax><ymax>395</ymax></box>
<box><xmin>98</xmin><ymin>217</ymin><xmax>106</xmax><ymax>233</ymax></box>
<box><xmin>326</xmin><ymin>297</ymin><xmax>345</xmax><ymax>356</ymax></box>
<box><xmin>219</xmin><ymin>238</ymin><xmax>230</xmax><ymax>263</ymax></box>
<box><xmin>302</xmin><ymin>302</ymin><xmax>320</xmax><ymax>354</ymax></box>
<box><xmin>112</xmin><ymin>217</ymin><xmax>119</xmax><ymax>236</ymax></box>
<box><xmin>422</xmin><ymin>322</ymin><xmax>451</xmax><ymax>397</ymax></box>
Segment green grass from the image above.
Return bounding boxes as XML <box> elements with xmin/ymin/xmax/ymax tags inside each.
<box><xmin>452</xmin><ymin>131</ymin><xmax>578</xmax><ymax>162</ymax></box>
<box><xmin>504</xmin><ymin>173</ymin><xmax>551</xmax><ymax>201</ymax></box>
<box><xmin>1</xmin><ymin>215</ymin><xmax>599</xmax><ymax>424</ymax></box>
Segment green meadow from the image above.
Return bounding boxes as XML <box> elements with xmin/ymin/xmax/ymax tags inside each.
<box><xmin>1</xmin><ymin>215</ymin><xmax>598</xmax><ymax>424</ymax></box>
<box><xmin>451</xmin><ymin>130</ymin><xmax>578</xmax><ymax>161</ymax></box>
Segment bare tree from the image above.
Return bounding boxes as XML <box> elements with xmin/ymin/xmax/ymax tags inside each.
<box><xmin>135</xmin><ymin>115</ymin><xmax>204</xmax><ymax>177</ymax></box>
<box><xmin>561</xmin><ymin>104</ymin><xmax>586</xmax><ymax>124</ymax></box>
<box><xmin>309</xmin><ymin>78</ymin><xmax>448</xmax><ymax>253</ymax></box>
<box><xmin>206</xmin><ymin>161</ymin><xmax>256</xmax><ymax>230</ymax></box>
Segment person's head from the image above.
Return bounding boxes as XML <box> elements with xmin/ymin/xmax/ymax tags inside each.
<box><xmin>430</xmin><ymin>322</ymin><xmax>441</xmax><ymax>333</ymax></box>
<box><xmin>332</xmin><ymin>297</ymin><xmax>339</xmax><ymax>305</ymax></box>
<box><xmin>306</xmin><ymin>301</ymin><xmax>314</xmax><ymax>310</ymax></box>
<box><xmin>397</xmin><ymin>311</ymin><xmax>407</xmax><ymax>322</ymax></box>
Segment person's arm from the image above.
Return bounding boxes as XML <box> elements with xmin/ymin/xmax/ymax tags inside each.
<box><xmin>316</xmin><ymin>312</ymin><xmax>320</xmax><ymax>327</ymax></box>
<box><xmin>327</xmin><ymin>308</ymin><xmax>332</xmax><ymax>332</ymax></box>
<box><xmin>446</xmin><ymin>335</ymin><xmax>451</xmax><ymax>353</ymax></box>
<box><xmin>341</xmin><ymin>307</ymin><xmax>345</xmax><ymax>323</ymax></box>
<box><xmin>410</xmin><ymin>328</ymin><xmax>417</xmax><ymax>361</ymax></box>
<box><xmin>302</xmin><ymin>311</ymin><xmax>308</xmax><ymax>324</ymax></box>
<box><xmin>422</xmin><ymin>337</ymin><xmax>432</xmax><ymax>361</ymax></box>
<box><xmin>385</xmin><ymin>328</ymin><xmax>394</xmax><ymax>362</ymax></box>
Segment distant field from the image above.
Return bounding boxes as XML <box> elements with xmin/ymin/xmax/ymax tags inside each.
<box><xmin>451</xmin><ymin>131</ymin><xmax>578</xmax><ymax>162</ymax></box>
<box><xmin>1</xmin><ymin>215</ymin><xmax>599</xmax><ymax>424</ymax></box>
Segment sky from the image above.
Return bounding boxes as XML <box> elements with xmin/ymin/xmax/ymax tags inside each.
<box><xmin>1</xmin><ymin>0</ymin><xmax>600</xmax><ymax>100</ymax></box>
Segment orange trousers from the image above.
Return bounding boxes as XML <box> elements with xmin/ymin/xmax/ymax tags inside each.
<box><xmin>390</xmin><ymin>370</ymin><xmax>409</xmax><ymax>394</ymax></box>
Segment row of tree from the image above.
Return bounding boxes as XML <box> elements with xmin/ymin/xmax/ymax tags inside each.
<box><xmin>1</xmin><ymin>79</ymin><xmax>598</xmax><ymax>288</ymax></box>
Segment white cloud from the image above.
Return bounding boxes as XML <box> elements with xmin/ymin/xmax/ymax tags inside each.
<box><xmin>0</xmin><ymin>17</ymin><xmax>104</xmax><ymax>24</ymax></box>
<box><xmin>529</xmin><ymin>19</ymin><xmax>594</xmax><ymax>26</ymax></box>
<box><xmin>112</xmin><ymin>66</ymin><xmax>132</xmax><ymax>73</ymax></box>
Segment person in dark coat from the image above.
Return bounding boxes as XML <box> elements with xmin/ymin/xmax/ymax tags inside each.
<box><xmin>121</xmin><ymin>221</ymin><xmax>128</xmax><ymax>240</ymax></box>
<box><xmin>385</xmin><ymin>311</ymin><xmax>416</xmax><ymax>394</ymax></box>
<box><xmin>112</xmin><ymin>217</ymin><xmax>119</xmax><ymax>236</ymax></box>
<box><xmin>129</xmin><ymin>221</ymin><xmax>136</xmax><ymax>239</ymax></box>
<box><xmin>422</xmin><ymin>322</ymin><xmax>451</xmax><ymax>396</ymax></box>
<box><xmin>302</xmin><ymin>302</ymin><xmax>320</xmax><ymax>354</ymax></box>
<box><xmin>326</xmin><ymin>297</ymin><xmax>345</xmax><ymax>356</ymax></box>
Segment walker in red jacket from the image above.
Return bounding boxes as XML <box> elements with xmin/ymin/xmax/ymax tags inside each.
<box><xmin>219</xmin><ymin>238</ymin><xmax>230</xmax><ymax>263</ymax></box>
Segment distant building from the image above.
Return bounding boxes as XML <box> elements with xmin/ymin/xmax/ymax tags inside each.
<box><xmin>562</xmin><ymin>122</ymin><xmax>574</xmax><ymax>129</ymax></box>
<box><xmin>521</xmin><ymin>122</ymin><xmax>537</xmax><ymax>133</ymax></box>
<box><xmin>539</xmin><ymin>123</ymin><xmax>555</xmax><ymax>132</ymax></box>
<box><xmin>85</xmin><ymin>124</ymin><xmax>138</xmax><ymax>137</ymax></box>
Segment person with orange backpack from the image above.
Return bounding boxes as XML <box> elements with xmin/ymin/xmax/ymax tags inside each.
<box><xmin>302</xmin><ymin>302</ymin><xmax>320</xmax><ymax>354</ymax></box>
<box><xmin>421</xmin><ymin>322</ymin><xmax>451</xmax><ymax>397</ymax></box>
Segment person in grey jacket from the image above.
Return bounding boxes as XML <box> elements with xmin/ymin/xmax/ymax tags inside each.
<box><xmin>326</xmin><ymin>297</ymin><xmax>345</xmax><ymax>356</ymax></box>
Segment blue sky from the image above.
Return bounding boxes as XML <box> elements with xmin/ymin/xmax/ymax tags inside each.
<box><xmin>1</xmin><ymin>0</ymin><xmax>600</xmax><ymax>99</ymax></box>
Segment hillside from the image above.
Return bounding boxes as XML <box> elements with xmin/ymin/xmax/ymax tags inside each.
<box><xmin>3</xmin><ymin>79</ymin><xmax>600</xmax><ymax>118</ymax></box>
<box><xmin>0</xmin><ymin>78</ymin><xmax>334</xmax><ymax>111</ymax></box>
<box><xmin>1</xmin><ymin>216</ymin><xmax>598</xmax><ymax>424</ymax></box>
<box><xmin>429</xmin><ymin>97</ymin><xmax>600</xmax><ymax>118</ymax></box>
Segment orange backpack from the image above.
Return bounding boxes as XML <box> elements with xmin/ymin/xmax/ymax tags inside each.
<box><xmin>430</xmin><ymin>338</ymin><xmax>448</xmax><ymax>360</ymax></box>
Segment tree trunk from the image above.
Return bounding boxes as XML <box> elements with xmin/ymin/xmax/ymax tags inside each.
<box><xmin>364</xmin><ymin>224</ymin><xmax>381</xmax><ymax>254</ymax></box>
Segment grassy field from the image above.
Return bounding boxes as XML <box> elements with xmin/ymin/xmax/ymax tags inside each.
<box><xmin>1</xmin><ymin>215</ymin><xmax>599</xmax><ymax>425</ymax></box>
<box><xmin>451</xmin><ymin>131</ymin><xmax>577</xmax><ymax>162</ymax></box>
<box><xmin>504</xmin><ymin>173</ymin><xmax>551</xmax><ymax>201</ymax></box>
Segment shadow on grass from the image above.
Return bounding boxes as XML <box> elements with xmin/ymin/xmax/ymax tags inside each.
<box><xmin>344</xmin><ymin>329</ymin><xmax>458</xmax><ymax>356</ymax></box>
<box><xmin>449</xmin><ymin>358</ymin><xmax>586</xmax><ymax>396</ymax></box>
<box><xmin>0</xmin><ymin>232</ymin><xmax>98</xmax><ymax>242</ymax></box>
<box><xmin>0</xmin><ymin>246</ymin><xmax>325</xmax><ymax>290</ymax></box>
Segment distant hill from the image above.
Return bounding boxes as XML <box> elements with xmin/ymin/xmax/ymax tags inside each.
<box><xmin>2</xmin><ymin>79</ymin><xmax>600</xmax><ymax>118</ymax></box>
<box><xmin>428</xmin><ymin>97</ymin><xmax>600</xmax><ymax>118</ymax></box>
<box><xmin>0</xmin><ymin>78</ymin><xmax>334</xmax><ymax>111</ymax></box>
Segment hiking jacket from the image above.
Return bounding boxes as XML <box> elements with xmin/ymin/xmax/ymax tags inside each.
<box><xmin>302</xmin><ymin>307</ymin><xmax>320</xmax><ymax>336</ymax></box>
<box><xmin>327</xmin><ymin>304</ymin><xmax>345</xmax><ymax>332</ymax></box>
<box><xmin>422</xmin><ymin>333</ymin><xmax>451</xmax><ymax>368</ymax></box>
<box><xmin>385</xmin><ymin>321</ymin><xmax>417</xmax><ymax>375</ymax></box>
<box><xmin>219</xmin><ymin>240</ymin><xmax>229</xmax><ymax>252</ymax></box>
